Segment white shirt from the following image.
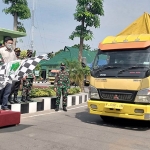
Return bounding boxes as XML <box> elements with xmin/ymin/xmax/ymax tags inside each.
<box><xmin>0</xmin><ymin>46</ymin><xmax>17</xmax><ymax>63</ymax></box>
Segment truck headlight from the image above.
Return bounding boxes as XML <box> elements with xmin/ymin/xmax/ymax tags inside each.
<box><xmin>89</xmin><ymin>86</ymin><xmax>100</xmax><ymax>99</ymax></box>
<box><xmin>135</xmin><ymin>88</ymin><xmax>150</xmax><ymax>103</ymax></box>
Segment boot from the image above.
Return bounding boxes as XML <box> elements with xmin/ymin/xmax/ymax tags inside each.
<box><xmin>55</xmin><ymin>105</ymin><xmax>59</xmax><ymax>111</ymax></box>
<box><xmin>63</xmin><ymin>106</ymin><xmax>67</xmax><ymax>112</ymax></box>
<box><xmin>21</xmin><ymin>96</ymin><xmax>27</xmax><ymax>103</ymax></box>
<box><xmin>8</xmin><ymin>95</ymin><xmax>15</xmax><ymax>104</ymax></box>
<box><xmin>26</xmin><ymin>96</ymin><xmax>33</xmax><ymax>102</ymax></box>
<box><xmin>13</xmin><ymin>94</ymin><xmax>21</xmax><ymax>103</ymax></box>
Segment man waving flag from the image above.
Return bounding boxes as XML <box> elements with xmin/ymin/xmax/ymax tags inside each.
<box><xmin>0</xmin><ymin>54</ymin><xmax>46</xmax><ymax>90</ymax></box>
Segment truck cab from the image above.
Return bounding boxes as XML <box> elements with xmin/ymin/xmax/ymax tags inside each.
<box><xmin>88</xmin><ymin>34</ymin><xmax>150</xmax><ymax>121</ymax></box>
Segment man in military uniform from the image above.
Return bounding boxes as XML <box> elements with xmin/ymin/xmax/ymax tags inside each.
<box><xmin>14</xmin><ymin>48</ymin><xmax>21</xmax><ymax>59</ymax></box>
<box><xmin>21</xmin><ymin>50</ymin><xmax>35</xmax><ymax>102</ymax></box>
<box><xmin>21</xmin><ymin>71</ymin><xmax>35</xmax><ymax>102</ymax></box>
<box><xmin>54</xmin><ymin>63</ymin><xmax>70</xmax><ymax>112</ymax></box>
<box><xmin>8</xmin><ymin>48</ymin><xmax>22</xmax><ymax>104</ymax></box>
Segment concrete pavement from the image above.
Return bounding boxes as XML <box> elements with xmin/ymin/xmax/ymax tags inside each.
<box><xmin>0</xmin><ymin>103</ymin><xmax>150</xmax><ymax>150</ymax></box>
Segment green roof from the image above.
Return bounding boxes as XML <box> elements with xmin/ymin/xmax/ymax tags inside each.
<box><xmin>0</xmin><ymin>28</ymin><xmax>26</xmax><ymax>43</ymax></box>
<box><xmin>40</xmin><ymin>47</ymin><xmax>97</xmax><ymax>66</ymax></box>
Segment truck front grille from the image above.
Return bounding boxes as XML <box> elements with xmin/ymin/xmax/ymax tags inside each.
<box><xmin>98</xmin><ymin>89</ymin><xmax>137</xmax><ymax>102</ymax></box>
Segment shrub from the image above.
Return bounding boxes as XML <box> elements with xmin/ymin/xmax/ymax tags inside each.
<box><xmin>30</xmin><ymin>88</ymin><xmax>56</xmax><ymax>98</ymax></box>
<box><xmin>30</xmin><ymin>87</ymin><xmax>81</xmax><ymax>98</ymax></box>
<box><xmin>68</xmin><ymin>87</ymin><xmax>81</xmax><ymax>95</ymax></box>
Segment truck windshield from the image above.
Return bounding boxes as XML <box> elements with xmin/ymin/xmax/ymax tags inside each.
<box><xmin>93</xmin><ymin>49</ymin><xmax>150</xmax><ymax>70</ymax></box>
<box><xmin>49</xmin><ymin>72</ymin><xmax>56</xmax><ymax>77</ymax></box>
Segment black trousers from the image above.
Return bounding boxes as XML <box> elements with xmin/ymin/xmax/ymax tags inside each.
<box><xmin>10</xmin><ymin>81</ymin><xmax>21</xmax><ymax>96</ymax></box>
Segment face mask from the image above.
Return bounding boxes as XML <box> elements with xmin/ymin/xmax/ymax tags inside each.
<box><xmin>60</xmin><ymin>66</ymin><xmax>65</xmax><ymax>70</ymax></box>
<box><xmin>6</xmin><ymin>44</ymin><xmax>13</xmax><ymax>50</ymax></box>
<box><xmin>27</xmin><ymin>53</ymin><xmax>32</xmax><ymax>58</ymax></box>
<box><xmin>16</xmin><ymin>52</ymin><xmax>20</xmax><ymax>57</ymax></box>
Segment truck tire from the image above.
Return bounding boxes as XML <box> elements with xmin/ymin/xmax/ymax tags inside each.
<box><xmin>100</xmin><ymin>115</ymin><xmax>114</xmax><ymax>122</ymax></box>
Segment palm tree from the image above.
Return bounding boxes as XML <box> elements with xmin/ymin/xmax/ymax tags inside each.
<box><xmin>65</xmin><ymin>60</ymin><xmax>90</xmax><ymax>92</ymax></box>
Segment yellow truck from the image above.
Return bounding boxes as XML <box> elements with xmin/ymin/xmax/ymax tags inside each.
<box><xmin>88</xmin><ymin>34</ymin><xmax>150</xmax><ymax>121</ymax></box>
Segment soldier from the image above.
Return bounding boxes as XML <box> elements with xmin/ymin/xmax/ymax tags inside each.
<box><xmin>21</xmin><ymin>71</ymin><xmax>35</xmax><ymax>102</ymax></box>
<box><xmin>14</xmin><ymin>48</ymin><xmax>21</xmax><ymax>59</ymax></box>
<box><xmin>8</xmin><ymin>48</ymin><xmax>22</xmax><ymax>104</ymax></box>
<box><xmin>54</xmin><ymin>63</ymin><xmax>70</xmax><ymax>112</ymax></box>
<box><xmin>21</xmin><ymin>50</ymin><xmax>35</xmax><ymax>102</ymax></box>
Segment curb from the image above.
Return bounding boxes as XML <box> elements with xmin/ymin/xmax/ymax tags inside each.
<box><xmin>0</xmin><ymin>93</ymin><xmax>88</xmax><ymax>114</ymax></box>
<box><xmin>33</xmin><ymin>81</ymin><xmax>48</xmax><ymax>83</ymax></box>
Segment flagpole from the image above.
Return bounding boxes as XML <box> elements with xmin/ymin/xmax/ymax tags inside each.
<box><xmin>31</xmin><ymin>0</ymin><xmax>35</xmax><ymax>51</ymax></box>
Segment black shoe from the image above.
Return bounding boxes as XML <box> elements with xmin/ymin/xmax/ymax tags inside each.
<box><xmin>21</xmin><ymin>97</ymin><xmax>27</xmax><ymax>103</ymax></box>
<box><xmin>8</xmin><ymin>100</ymin><xmax>15</xmax><ymax>104</ymax></box>
<box><xmin>1</xmin><ymin>107</ymin><xmax>10</xmax><ymax>110</ymax></box>
<box><xmin>55</xmin><ymin>106</ymin><xmax>59</xmax><ymax>111</ymax></box>
<box><xmin>26</xmin><ymin>97</ymin><xmax>33</xmax><ymax>102</ymax></box>
<box><xmin>13</xmin><ymin>95</ymin><xmax>21</xmax><ymax>104</ymax></box>
<box><xmin>8</xmin><ymin>95</ymin><xmax>14</xmax><ymax>104</ymax></box>
<box><xmin>63</xmin><ymin>106</ymin><xmax>67</xmax><ymax>112</ymax></box>
<box><xmin>14</xmin><ymin>100</ymin><xmax>21</xmax><ymax>104</ymax></box>
<box><xmin>27</xmin><ymin>99</ymin><xmax>34</xmax><ymax>102</ymax></box>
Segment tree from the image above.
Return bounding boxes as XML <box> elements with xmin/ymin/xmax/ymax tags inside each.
<box><xmin>47</xmin><ymin>52</ymin><xmax>54</xmax><ymax>59</ymax></box>
<box><xmin>34</xmin><ymin>64</ymin><xmax>41</xmax><ymax>78</ymax></box>
<box><xmin>2</xmin><ymin>0</ymin><xmax>31</xmax><ymax>47</ymax></box>
<box><xmin>32</xmin><ymin>50</ymin><xmax>36</xmax><ymax>57</ymax></box>
<box><xmin>72</xmin><ymin>44</ymin><xmax>91</xmax><ymax>50</ymax></box>
<box><xmin>69</xmin><ymin>0</ymin><xmax>104</xmax><ymax>62</ymax></box>
<box><xmin>65</xmin><ymin>59</ymin><xmax>90</xmax><ymax>91</ymax></box>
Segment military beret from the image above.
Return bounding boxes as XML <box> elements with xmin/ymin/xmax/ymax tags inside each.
<box><xmin>60</xmin><ymin>63</ymin><xmax>65</xmax><ymax>66</ymax></box>
<box><xmin>14</xmin><ymin>48</ymin><xmax>21</xmax><ymax>52</ymax></box>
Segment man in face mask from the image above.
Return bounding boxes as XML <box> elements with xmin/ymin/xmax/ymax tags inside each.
<box><xmin>54</xmin><ymin>63</ymin><xmax>70</xmax><ymax>112</ymax></box>
<box><xmin>0</xmin><ymin>36</ymin><xmax>18</xmax><ymax>110</ymax></box>
<box><xmin>14</xmin><ymin>48</ymin><xmax>21</xmax><ymax>59</ymax></box>
<box><xmin>0</xmin><ymin>37</ymin><xmax>17</xmax><ymax>63</ymax></box>
<box><xmin>27</xmin><ymin>50</ymin><xmax>33</xmax><ymax>58</ymax></box>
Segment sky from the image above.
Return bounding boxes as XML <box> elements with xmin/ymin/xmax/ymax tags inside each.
<box><xmin>0</xmin><ymin>0</ymin><xmax>150</xmax><ymax>55</ymax></box>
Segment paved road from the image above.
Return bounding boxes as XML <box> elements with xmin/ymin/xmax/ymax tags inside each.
<box><xmin>0</xmin><ymin>103</ymin><xmax>150</xmax><ymax>150</ymax></box>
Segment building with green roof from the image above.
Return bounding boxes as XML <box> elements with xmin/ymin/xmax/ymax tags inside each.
<box><xmin>40</xmin><ymin>46</ymin><xmax>97</xmax><ymax>79</ymax></box>
<box><xmin>0</xmin><ymin>28</ymin><xmax>26</xmax><ymax>44</ymax></box>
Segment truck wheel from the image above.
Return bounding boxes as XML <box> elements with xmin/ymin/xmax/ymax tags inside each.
<box><xmin>100</xmin><ymin>116</ymin><xmax>114</xmax><ymax>122</ymax></box>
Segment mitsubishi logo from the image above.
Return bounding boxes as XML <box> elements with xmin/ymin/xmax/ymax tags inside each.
<box><xmin>113</xmin><ymin>95</ymin><xmax>119</xmax><ymax>100</ymax></box>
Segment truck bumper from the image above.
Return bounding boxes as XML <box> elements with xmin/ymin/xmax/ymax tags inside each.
<box><xmin>88</xmin><ymin>100</ymin><xmax>150</xmax><ymax>120</ymax></box>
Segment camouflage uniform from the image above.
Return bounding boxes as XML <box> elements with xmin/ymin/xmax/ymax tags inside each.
<box><xmin>21</xmin><ymin>72</ymin><xmax>34</xmax><ymax>102</ymax></box>
<box><xmin>54</xmin><ymin>70</ymin><xmax>70</xmax><ymax>107</ymax></box>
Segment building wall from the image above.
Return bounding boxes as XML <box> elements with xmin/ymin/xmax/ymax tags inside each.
<box><xmin>41</xmin><ymin>65</ymin><xmax>59</xmax><ymax>79</ymax></box>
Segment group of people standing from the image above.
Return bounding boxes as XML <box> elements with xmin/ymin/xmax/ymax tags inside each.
<box><xmin>0</xmin><ymin>36</ymin><xmax>71</xmax><ymax>112</ymax></box>
<box><xmin>0</xmin><ymin>36</ymin><xmax>35</xmax><ymax>110</ymax></box>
